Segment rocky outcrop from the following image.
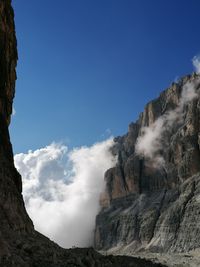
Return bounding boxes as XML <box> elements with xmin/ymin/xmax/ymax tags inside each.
<box><xmin>95</xmin><ymin>74</ymin><xmax>200</xmax><ymax>254</ymax></box>
<box><xmin>0</xmin><ymin>1</ymin><xmax>166</xmax><ymax>266</ymax></box>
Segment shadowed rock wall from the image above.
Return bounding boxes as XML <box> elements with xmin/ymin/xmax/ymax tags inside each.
<box><xmin>0</xmin><ymin>0</ymin><xmax>33</xmax><ymax>253</ymax></box>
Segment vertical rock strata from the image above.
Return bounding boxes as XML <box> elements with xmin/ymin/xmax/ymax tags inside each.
<box><xmin>95</xmin><ymin>74</ymin><xmax>200</xmax><ymax>253</ymax></box>
<box><xmin>0</xmin><ymin>1</ymin><xmax>165</xmax><ymax>266</ymax></box>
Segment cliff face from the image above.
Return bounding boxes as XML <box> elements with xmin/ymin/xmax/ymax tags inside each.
<box><xmin>0</xmin><ymin>1</ymin><xmax>165</xmax><ymax>266</ymax></box>
<box><xmin>95</xmin><ymin>74</ymin><xmax>200</xmax><ymax>253</ymax></box>
<box><xmin>0</xmin><ymin>0</ymin><xmax>33</xmax><ymax>254</ymax></box>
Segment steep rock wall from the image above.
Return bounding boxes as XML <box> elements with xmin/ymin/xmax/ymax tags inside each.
<box><xmin>95</xmin><ymin>74</ymin><xmax>200</xmax><ymax>253</ymax></box>
<box><xmin>0</xmin><ymin>0</ymin><xmax>34</xmax><ymax>249</ymax></box>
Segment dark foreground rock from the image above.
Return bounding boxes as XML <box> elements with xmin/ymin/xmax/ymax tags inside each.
<box><xmin>0</xmin><ymin>231</ymin><xmax>167</xmax><ymax>267</ymax></box>
<box><xmin>0</xmin><ymin>0</ymin><xmax>167</xmax><ymax>266</ymax></box>
<box><xmin>95</xmin><ymin>72</ymin><xmax>200</xmax><ymax>254</ymax></box>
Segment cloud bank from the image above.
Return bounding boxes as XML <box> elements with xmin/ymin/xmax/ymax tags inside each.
<box><xmin>135</xmin><ymin>78</ymin><xmax>199</xmax><ymax>167</ymax></box>
<box><xmin>14</xmin><ymin>139</ymin><xmax>116</xmax><ymax>248</ymax></box>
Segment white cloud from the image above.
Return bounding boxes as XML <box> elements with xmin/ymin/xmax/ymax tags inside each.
<box><xmin>135</xmin><ymin>78</ymin><xmax>199</xmax><ymax>167</ymax></box>
<box><xmin>192</xmin><ymin>55</ymin><xmax>200</xmax><ymax>74</ymax></box>
<box><xmin>14</xmin><ymin>139</ymin><xmax>116</xmax><ymax>248</ymax></box>
<box><xmin>12</xmin><ymin>107</ymin><xmax>16</xmax><ymax>116</ymax></box>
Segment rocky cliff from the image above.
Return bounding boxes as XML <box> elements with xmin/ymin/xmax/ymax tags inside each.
<box><xmin>95</xmin><ymin>73</ymin><xmax>200</xmax><ymax>254</ymax></box>
<box><xmin>0</xmin><ymin>0</ymin><xmax>34</xmax><ymax>253</ymax></box>
<box><xmin>0</xmin><ymin>1</ymin><xmax>165</xmax><ymax>266</ymax></box>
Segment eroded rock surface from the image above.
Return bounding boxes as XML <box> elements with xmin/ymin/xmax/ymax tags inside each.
<box><xmin>95</xmin><ymin>74</ymin><xmax>200</xmax><ymax>254</ymax></box>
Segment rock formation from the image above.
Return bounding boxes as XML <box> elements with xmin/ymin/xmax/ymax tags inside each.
<box><xmin>0</xmin><ymin>1</ymin><xmax>166</xmax><ymax>266</ymax></box>
<box><xmin>95</xmin><ymin>74</ymin><xmax>200</xmax><ymax>254</ymax></box>
<box><xmin>0</xmin><ymin>0</ymin><xmax>34</xmax><ymax>253</ymax></box>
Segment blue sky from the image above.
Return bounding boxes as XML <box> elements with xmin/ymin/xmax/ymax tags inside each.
<box><xmin>11</xmin><ymin>0</ymin><xmax>200</xmax><ymax>153</ymax></box>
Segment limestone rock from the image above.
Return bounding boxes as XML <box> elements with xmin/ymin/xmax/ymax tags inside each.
<box><xmin>95</xmin><ymin>73</ymin><xmax>200</xmax><ymax>254</ymax></box>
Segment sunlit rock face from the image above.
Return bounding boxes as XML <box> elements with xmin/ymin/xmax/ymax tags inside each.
<box><xmin>95</xmin><ymin>74</ymin><xmax>200</xmax><ymax>253</ymax></box>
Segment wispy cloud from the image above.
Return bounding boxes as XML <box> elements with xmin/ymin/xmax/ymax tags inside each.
<box><xmin>192</xmin><ymin>55</ymin><xmax>200</xmax><ymax>74</ymax></box>
<box><xmin>14</xmin><ymin>139</ymin><xmax>116</xmax><ymax>248</ymax></box>
<box><xmin>12</xmin><ymin>107</ymin><xmax>16</xmax><ymax>116</ymax></box>
<box><xmin>101</xmin><ymin>128</ymin><xmax>112</xmax><ymax>139</ymax></box>
<box><xmin>135</xmin><ymin>78</ymin><xmax>199</xmax><ymax>167</ymax></box>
